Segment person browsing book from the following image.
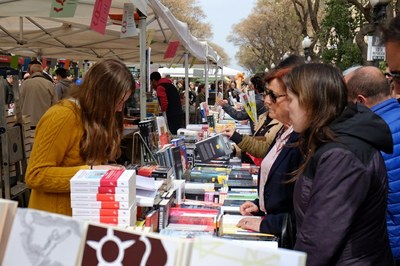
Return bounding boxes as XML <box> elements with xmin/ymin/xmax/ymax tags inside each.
<box><xmin>225</xmin><ymin>67</ymin><xmax>303</xmax><ymax>248</ymax></box>
<box><xmin>150</xmin><ymin>72</ymin><xmax>183</xmax><ymax>134</ymax></box>
<box><xmin>25</xmin><ymin>59</ymin><xmax>135</xmax><ymax>216</ymax></box>
<box><xmin>217</xmin><ymin>74</ymin><xmax>267</xmax><ymax>135</ymax></box>
<box><xmin>286</xmin><ymin>63</ymin><xmax>394</xmax><ymax>265</ymax></box>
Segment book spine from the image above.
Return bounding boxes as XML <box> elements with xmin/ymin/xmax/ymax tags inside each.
<box><xmin>70</xmin><ymin>193</ymin><xmax>132</xmax><ymax>203</ymax></box>
<box><xmin>99</xmin><ymin>169</ymin><xmax>124</xmax><ymax>187</ymax></box>
<box><xmin>72</xmin><ymin>208</ymin><xmax>133</xmax><ymax>216</ymax></box>
<box><xmin>71</xmin><ymin>201</ymin><xmax>131</xmax><ymax>209</ymax></box>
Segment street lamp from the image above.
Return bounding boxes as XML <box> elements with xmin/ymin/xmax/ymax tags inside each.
<box><xmin>302</xmin><ymin>36</ymin><xmax>312</xmax><ymax>62</ymax></box>
<box><xmin>369</xmin><ymin>0</ymin><xmax>390</xmax><ymax>66</ymax></box>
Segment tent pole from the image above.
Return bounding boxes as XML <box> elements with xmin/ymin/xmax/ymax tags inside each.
<box><xmin>139</xmin><ymin>11</ymin><xmax>147</xmax><ymax>121</ymax></box>
<box><xmin>184</xmin><ymin>52</ymin><xmax>189</xmax><ymax>126</ymax></box>
<box><xmin>205</xmin><ymin>61</ymin><xmax>209</xmax><ymax>102</ymax></box>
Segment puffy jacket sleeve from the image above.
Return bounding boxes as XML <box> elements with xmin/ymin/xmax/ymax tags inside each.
<box><xmin>230</xmin><ymin>121</ymin><xmax>282</xmax><ymax>158</ymax></box>
<box><xmin>294</xmin><ymin>149</ymin><xmax>371</xmax><ymax>265</ymax></box>
<box><xmin>157</xmin><ymin>84</ymin><xmax>168</xmax><ymax>112</ymax></box>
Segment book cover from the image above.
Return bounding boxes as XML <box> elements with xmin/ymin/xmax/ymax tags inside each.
<box><xmin>80</xmin><ymin>224</ymin><xmax>187</xmax><ymax>266</ymax></box>
<box><xmin>0</xmin><ymin>199</ymin><xmax>18</xmax><ymax>262</ymax></box>
<box><xmin>188</xmin><ymin>237</ymin><xmax>306</xmax><ymax>266</ymax></box>
<box><xmin>70</xmin><ymin>170</ymin><xmax>135</xmax><ymax>188</ymax></box>
<box><xmin>2</xmin><ymin>208</ymin><xmax>85</xmax><ymax>266</ymax></box>
<box><xmin>171</xmin><ymin>146</ymin><xmax>183</xmax><ymax>180</ymax></box>
<box><xmin>171</xmin><ymin>137</ymin><xmax>188</xmax><ymax>173</ymax></box>
<box><xmin>195</xmin><ymin>134</ymin><xmax>232</xmax><ymax>162</ymax></box>
<box><xmin>145</xmin><ymin>209</ymin><xmax>159</xmax><ymax>232</ymax></box>
<box><xmin>158</xmin><ymin>197</ymin><xmax>174</xmax><ymax>231</ymax></box>
<box><xmin>156</xmin><ymin>116</ymin><xmax>170</xmax><ymax>148</ymax></box>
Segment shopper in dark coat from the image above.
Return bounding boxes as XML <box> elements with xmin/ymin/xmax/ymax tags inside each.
<box><xmin>286</xmin><ymin>63</ymin><xmax>394</xmax><ymax>266</ymax></box>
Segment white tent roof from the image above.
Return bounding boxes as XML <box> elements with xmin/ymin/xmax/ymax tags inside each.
<box><xmin>0</xmin><ymin>0</ymin><xmax>218</xmax><ymax>64</ymax></box>
<box><xmin>158</xmin><ymin>66</ymin><xmax>242</xmax><ymax>78</ymax></box>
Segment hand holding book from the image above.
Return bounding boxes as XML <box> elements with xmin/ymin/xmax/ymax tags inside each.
<box><xmin>239</xmin><ymin>201</ymin><xmax>259</xmax><ymax>216</ymax></box>
<box><xmin>236</xmin><ymin>217</ymin><xmax>262</xmax><ymax>232</ymax></box>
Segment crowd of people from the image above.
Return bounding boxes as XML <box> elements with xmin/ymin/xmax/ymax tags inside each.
<box><xmin>2</xmin><ymin>13</ymin><xmax>399</xmax><ymax>266</ymax></box>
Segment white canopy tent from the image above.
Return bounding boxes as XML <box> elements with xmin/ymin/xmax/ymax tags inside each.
<box><xmin>158</xmin><ymin>66</ymin><xmax>242</xmax><ymax>78</ymax></box>
<box><xmin>0</xmin><ymin>0</ymin><xmax>221</xmax><ymax>122</ymax></box>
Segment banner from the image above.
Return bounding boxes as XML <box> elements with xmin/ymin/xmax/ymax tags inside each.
<box><xmin>50</xmin><ymin>0</ymin><xmax>78</xmax><ymax>18</ymax></box>
<box><xmin>164</xmin><ymin>41</ymin><xmax>180</xmax><ymax>59</ymax></box>
<box><xmin>121</xmin><ymin>3</ymin><xmax>138</xmax><ymax>38</ymax></box>
<box><xmin>90</xmin><ymin>0</ymin><xmax>112</xmax><ymax>35</ymax></box>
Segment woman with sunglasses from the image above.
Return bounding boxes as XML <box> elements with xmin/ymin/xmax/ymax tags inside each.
<box><xmin>224</xmin><ymin>67</ymin><xmax>303</xmax><ymax>248</ymax></box>
<box><xmin>25</xmin><ymin>59</ymin><xmax>135</xmax><ymax>216</ymax></box>
<box><xmin>286</xmin><ymin>63</ymin><xmax>394</xmax><ymax>265</ymax></box>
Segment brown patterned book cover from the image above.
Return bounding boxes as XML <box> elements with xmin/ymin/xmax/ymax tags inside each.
<box><xmin>81</xmin><ymin>224</ymin><xmax>187</xmax><ymax>265</ymax></box>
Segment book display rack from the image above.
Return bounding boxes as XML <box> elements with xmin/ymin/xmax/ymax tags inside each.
<box><xmin>0</xmin><ymin>70</ymin><xmax>30</xmax><ymax>206</ymax></box>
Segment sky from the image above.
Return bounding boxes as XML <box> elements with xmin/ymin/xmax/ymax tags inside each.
<box><xmin>197</xmin><ymin>0</ymin><xmax>257</xmax><ymax>72</ymax></box>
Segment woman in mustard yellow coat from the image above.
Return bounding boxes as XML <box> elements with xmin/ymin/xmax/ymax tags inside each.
<box><xmin>25</xmin><ymin>59</ymin><xmax>135</xmax><ymax>216</ymax></box>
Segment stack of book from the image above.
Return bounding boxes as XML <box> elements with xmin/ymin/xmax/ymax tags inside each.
<box><xmin>70</xmin><ymin>169</ymin><xmax>137</xmax><ymax>227</ymax></box>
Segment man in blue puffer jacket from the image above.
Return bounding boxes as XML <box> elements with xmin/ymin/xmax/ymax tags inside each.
<box><xmin>346</xmin><ymin>66</ymin><xmax>400</xmax><ymax>263</ymax></box>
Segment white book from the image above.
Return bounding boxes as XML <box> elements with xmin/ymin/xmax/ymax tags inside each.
<box><xmin>70</xmin><ymin>169</ymin><xmax>135</xmax><ymax>188</ymax></box>
<box><xmin>0</xmin><ymin>199</ymin><xmax>18</xmax><ymax>263</ymax></box>
<box><xmin>188</xmin><ymin>237</ymin><xmax>306</xmax><ymax>266</ymax></box>
<box><xmin>2</xmin><ymin>208</ymin><xmax>86</xmax><ymax>266</ymax></box>
<box><xmin>72</xmin><ymin>206</ymin><xmax>135</xmax><ymax>217</ymax></box>
<box><xmin>71</xmin><ymin>186</ymin><xmax>130</xmax><ymax>194</ymax></box>
<box><xmin>73</xmin><ymin>206</ymin><xmax>137</xmax><ymax>227</ymax></box>
<box><xmin>71</xmin><ymin>201</ymin><xmax>131</xmax><ymax>210</ymax></box>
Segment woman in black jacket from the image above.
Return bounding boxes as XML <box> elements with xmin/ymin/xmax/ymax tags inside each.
<box><xmin>286</xmin><ymin>63</ymin><xmax>394</xmax><ymax>265</ymax></box>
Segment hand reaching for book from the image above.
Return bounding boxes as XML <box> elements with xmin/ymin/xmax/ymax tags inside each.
<box><xmin>239</xmin><ymin>201</ymin><xmax>259</xmax><ymax>216</ymax></box>
<box><xmin>222</xmin><ymin>126</ymin><xmax>235</xmax><ymax>138</ymax></box>
<box><xmin>217</xmin><ymin>99</ymin><xmax>228</xmax><ymax>107</ymax></box>
<box><xmin>236</xmin><ymin>217</ymin><xmax>262</xmax><ymax>232</ymax></box>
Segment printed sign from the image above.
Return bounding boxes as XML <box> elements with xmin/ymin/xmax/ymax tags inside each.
<box><xmin>90</xmin><ymin>0</ymin><xmax>112</xmax><ymax>35</ymax></box>
<box><xmin>367</xmin><ymin>36</ymin><xmax>386</xmax><ymax>61</ymax></box>
<box><xmin>121</xmin><ymin>3</ymin><xmax>138</xmax><ymax>38</ymax></box>
<box><xmin>50</xmin><ymin>0</ymin><xmax>78</xmax><ymax>17</ymax></box>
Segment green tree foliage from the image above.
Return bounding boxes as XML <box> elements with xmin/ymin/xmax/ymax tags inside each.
<box><xmin>319</xmin><ymin>0</ymin><xmax>363</xmax><ymax>70</ymax></box>
<box><xmin>228</xmin><ymin>0</ymin><xmax>302</xmax><ymax>73</ymax></box>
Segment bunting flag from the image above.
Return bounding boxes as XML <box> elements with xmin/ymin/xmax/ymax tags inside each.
<box><xmin>42</xmin><ymin>57</ymin><xmax>47</xmax><ymax>68</ymax></box>
<box><xmin>90</xmin><ymin>0</ymin><xmax>112</xmax><ymax>35</ymax></box>
<box><xmin>10</xmin><ymin>55</ymin><xmax>18</xmax><ymax>69</ymax></box>
<box><xmin>50</xmin><ymin>0</ymin><xmax>78</xmax><ymax>18</ymax></box>
<box><xmin>23</xmin><ymin>58</ymin><xmax>31</xmax><ymax>71</ymax></box>
<box><xmin>121</xmin><ymin>3</ymin><xmax>138</xmax><ymax>38</ymax></box>
<box><xmin>65</xmin><ymin>59</ymin><xmax>70</xmax><ymax>69</ymax></box>
<box><xmin>164</xmin><ymin>41</ymin><xmax>180</xmax><ymax>59</ymax></box>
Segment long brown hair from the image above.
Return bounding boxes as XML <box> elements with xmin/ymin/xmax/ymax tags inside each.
<box><xmin>69</xmin><ymin>59</ymin><xmax>135</xmax><ymax>164</ymax></box>
<box><xmin>285</xmin><ymin>63</ymin><xmax>348</xmax><ymax>178</ymax></box>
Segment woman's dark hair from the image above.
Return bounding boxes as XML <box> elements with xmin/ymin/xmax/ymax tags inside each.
<box><xmin>285</xmin><ymin>63</ymin><xmax>348</xmax><ymax>179</ymax></box>
<box><xmin>250</xmin><ymin>74</ymin><xmax>265</xmax><ymax>93</ymax></box>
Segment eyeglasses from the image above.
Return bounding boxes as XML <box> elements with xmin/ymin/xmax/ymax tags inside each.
<box><xmin>265</xmin><ymin>88</ymin><xmax>287</xmax><ymax>103</ymax></box>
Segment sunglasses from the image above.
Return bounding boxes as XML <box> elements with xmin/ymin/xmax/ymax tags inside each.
<box><xmin>265</xmin><ymin>88</ymin><xmax>287</xmax><ymax>103</ymax></box>
<box><xmin>390</xmin><ymin>71</ymin><xmax>400</xmax><ymax>83</ymax></box>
